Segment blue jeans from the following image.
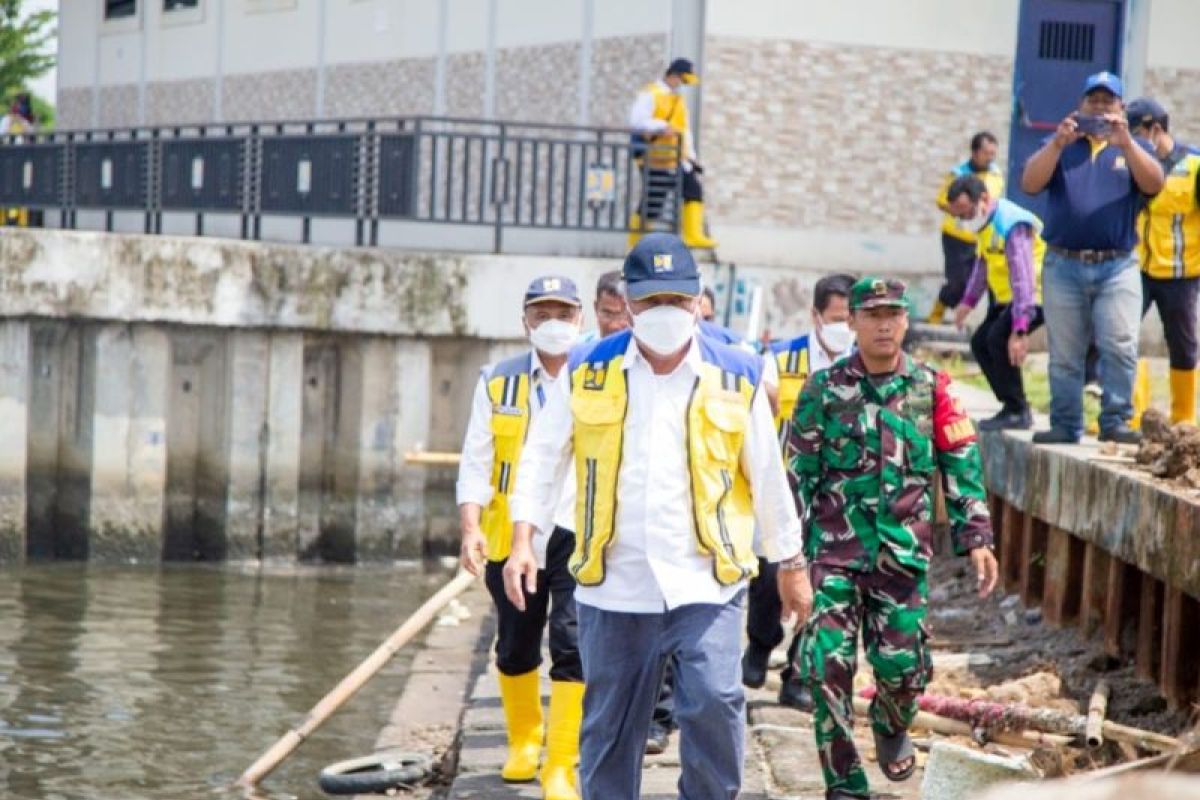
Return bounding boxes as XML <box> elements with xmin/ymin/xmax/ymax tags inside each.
<box><xmin>1042</xmin><ymin>250</ymin><xmax>1142</xmax><ymax>437</ymax></box>
<box><xmin>577</xmin><ymin>594</ymin><xmax>746</xmax><ymax>800</ymax></box>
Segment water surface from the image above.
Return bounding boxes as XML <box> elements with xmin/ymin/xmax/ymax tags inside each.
<box><xmin>0</xmin><ymin>562</ymin><xmax>450</xmax><ymax>799</ymax></box>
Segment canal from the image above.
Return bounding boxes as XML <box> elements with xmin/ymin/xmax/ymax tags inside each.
<box><xmin>0</xmin><ymin>562</ymin><xmax>452</xmax><ymax>799</ymax></box>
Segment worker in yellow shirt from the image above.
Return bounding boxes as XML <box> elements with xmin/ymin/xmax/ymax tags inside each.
<box><xmin>930</xmin><ymin>132</ymin><xmax>1004</xmax><ymax>322</ymax></box>
<box><xmin>628</xmin><ymin>58</ymin><xmax>716</xmax><ymax>251</ymax></box>
<box><xmin>1128</xmin><ymin>97</ymin><xmax>1200</xmax><ymax>424</ymax></box>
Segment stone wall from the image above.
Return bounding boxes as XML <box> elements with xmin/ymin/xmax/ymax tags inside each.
<box><xmin>590</xmin><ymin>34</ymin><xmax>669</xmax><ymax>128</ymax></box>
<box><xmin>56</xmin><ymin>88</ymin><xmax>93</xmax><ymax>130</ymax></box>
<box><xmin>146</xmin><ymin>79</ymin><xmax>216</xmax><ymax>126</ymax></box>
<box><xmin>223</xmin><ymin>68</ymin><xmax>319</xmax><ymax>123</ymax></box>
<box><xmin>701</xmin><ymin>36</ymin><xmax>1013</xmax><ymax>236</ymax></box>
<box><xmin>324</xmin><ymin>57</ymin><xmax>438</xmax><ymax>118</ymax></box>
<box><xmin>1144</xmin><ymin>66</ymin><xmax>1200</xmax><ymax>144</ymax></box>
<box><xmin>96</xmin><ymin>84</ymin><xmax>140</xmax><ymax>129</ymax></box>
<box><xmin>55</xmin><ymin>32</ymin><xmax>663</xmax><ymax>130</ymax></box>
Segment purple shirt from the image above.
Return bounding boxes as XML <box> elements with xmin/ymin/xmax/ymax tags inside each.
<box><xmin>961</xmin><ymin>223</ymin><xmax>1038</xmax><ymax>332</ymax></box>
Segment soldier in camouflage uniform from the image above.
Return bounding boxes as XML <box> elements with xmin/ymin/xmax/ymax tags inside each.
<box><xmin>786</xmin><ymin>277</ymin><xmax>999</xmax><ymax>800</ymax></box>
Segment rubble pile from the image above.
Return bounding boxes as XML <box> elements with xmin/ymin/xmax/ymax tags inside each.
<box><xmin>1134</xmin><ymin>409</ymin><xmax>1200</xmax><ymax>487</ymax></box>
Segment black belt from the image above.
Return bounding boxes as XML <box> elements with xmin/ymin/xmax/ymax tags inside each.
<box><xmin>1045</xmin><ymin>244</ymin><xmax>1131</xmax><ymax>264</ymax></box>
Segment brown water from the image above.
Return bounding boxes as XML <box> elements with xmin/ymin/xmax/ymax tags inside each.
<box><xmin>0</xmin><ymin>562</ymin><xmax>451</xmax><ymax>800</ymax></box>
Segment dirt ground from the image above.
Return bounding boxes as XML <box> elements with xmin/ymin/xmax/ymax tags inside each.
<box><xmin>924</xmin><ymin>550</ymin><xmax>1195</xmax><ymax>745</ymax></box>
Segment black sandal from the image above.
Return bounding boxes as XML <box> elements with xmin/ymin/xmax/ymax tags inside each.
<box><xmin>873</xmin><ymin>728</ymin><xmax>917</xmax><ymax>782</ymax></box>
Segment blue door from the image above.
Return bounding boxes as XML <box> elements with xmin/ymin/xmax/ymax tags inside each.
<box><xmin>1008</xmin><ymin>0</ymin><xmax>1124</xmax><ymax>215</ymax></box>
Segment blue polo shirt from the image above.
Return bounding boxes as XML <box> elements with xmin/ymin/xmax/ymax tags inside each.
<box><xmin>1041</xmin><ymin>136</ymin><xmax>1157</xmax><ymax>251</ymax></box>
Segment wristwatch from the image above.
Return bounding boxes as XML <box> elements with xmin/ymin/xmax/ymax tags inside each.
<box><xmin>778</xmin><ymin>552</ymin><xmax>808</xmax><ymax>571</ymax></box>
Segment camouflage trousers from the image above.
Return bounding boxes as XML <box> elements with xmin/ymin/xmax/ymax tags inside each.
<box><xmin>797</xmin><ymin>550</ymin><xmax>931</xmax><ymax>798</ymax></box>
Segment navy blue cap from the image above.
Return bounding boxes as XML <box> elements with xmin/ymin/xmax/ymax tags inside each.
<box><xmin>1127</xmin><ymin>97</ymin><xmax>1168</xmax><ymax>129</ymax></box>
<box><xmin>1083</xmin><ymin>71</ymin><xmax>1122</xmax><ymax>98</ymax></box>
<box><xmin>666</xmin><ymin>58</ymin><xmax>699</xmax><ymax>85</ymax></box>
<box><xmin>623</xmin><ymin>233</ymin><xmax>701</xmax><ymax>300</ymax></box>
<box><xmin>524</xmin><ymin>275</ymin><xmax>581</xmax><ymax>307</ymax></box>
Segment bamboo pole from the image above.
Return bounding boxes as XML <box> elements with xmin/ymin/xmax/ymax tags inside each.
<box><xmin>236</xmin><ymin>569</ymin><xmax>478</xmax><ymax>789</ymax></box>
<box><xmin>404</xmin><ymin>451</ymin><xmax>462</xmax><ymax>466</ymax></box>
<box><xmin>860</xmin><ymin>686</ymin><xmax>1182</xmax><ymax>753</ymax></box>
<box><xmin>1085</xmin><ymin>681</ymin><xmax>1110</xmax><ymax>749</ymax></box>
<box><xmin>850</xmin><ymin>697</ymin><xmax>1072</xmax><ymax>750</ymax></box>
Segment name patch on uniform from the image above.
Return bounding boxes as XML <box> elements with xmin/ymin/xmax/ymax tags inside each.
<box><xmin>582</xmin><ymin>364</ymin><xmax>607</xmax><ymax>391</ymax></box>
<box><xmin>492</xmin><ymin>404</ymin><xmax>524</xmax><ymax>417</ymax></box>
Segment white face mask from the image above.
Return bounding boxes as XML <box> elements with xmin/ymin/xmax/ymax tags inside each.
<box><xmin>632</xmin><ymin>304</ymin><xmax>697</xmax><ymax>356</ymax></box>
<box><xmin>818</xmin><ymin>320</ymin><xmax>854</xmax><ymax>355</ymax></box>
<box><xmin>958</xmin><ymin>204</ymin><xmax>990</xmax><ymax>234</ymax></box>
<box><xmin>529</xmin><ymin>318</ymin><xmax>579</xmax><ymax>356</ymax></box>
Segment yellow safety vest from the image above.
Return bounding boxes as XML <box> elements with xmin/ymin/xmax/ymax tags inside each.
<box><xmin>977</xmin><ymin>199</ymin><xmax>1045</xmax><ymax>305</ymax></box>
<box><xmin>1138</xmin><ymin>151</ymin><xmax>1200</xmax><ymax>279</ymax></box>
<box><xmin>638</xmin><ymin>81</ymin><xmax>687</xmax><ymax>170</ymax></box>
<box><xmin>937</xmin><ymin>160</ymin><xmax>1006</xmax><ymax>243</ymax></box>
<box><xmin>478</xmin><ymin>353</ymin><xmax>532</xmax><ymax>563</ymax></box>
<box><xmin>567</xmin><ymin>331</ymin><xmax>760</xmax><ymax>587</ymax></box>
<box><xmin>772</xmin><ymin>337</ymin><xmax>810</xmax><ymax>438</ymax></box>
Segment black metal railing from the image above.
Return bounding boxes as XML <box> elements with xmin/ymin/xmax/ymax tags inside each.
<box><xmin>0</xmin><ymin>116</ymin><xmax>683</xmax><ymax>253</ymax></box>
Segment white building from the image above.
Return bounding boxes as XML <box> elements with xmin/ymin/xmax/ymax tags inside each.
<box><xmin>52</xmin><ymin>0</ymin><xmax>1200</xmax><ymax>277</ymax></box>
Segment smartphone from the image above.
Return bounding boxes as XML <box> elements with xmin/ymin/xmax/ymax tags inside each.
<box><xmin>1074</xmin><ymin>113</ymin><xmax>1111</xmax><ymax>137</ymax></box>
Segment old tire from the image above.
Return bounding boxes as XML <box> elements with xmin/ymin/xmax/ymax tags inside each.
<box><xmin>317</xmin><ymin>751</ymin><xmax>432</xmax><ymax>795</ymax></box>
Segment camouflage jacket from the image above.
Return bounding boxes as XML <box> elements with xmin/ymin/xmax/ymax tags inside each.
<box><xmin>786</xmin><ymin>352</ymin><xmax>992</xmax><ymax>572</ymax></box>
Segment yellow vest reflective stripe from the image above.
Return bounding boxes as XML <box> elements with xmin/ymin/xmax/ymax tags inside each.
<box><xmin>568</xmin><ymin>332</ymin><xmax>760</xmax><ymax>587</ymax></box>
<box><xmin>773</xmin><ymin>337</ymin><xmax>810</xmax><ymax>438</ymax></box>
<box><xmin>938</xmin><ymin>161</ymin><xmax>1006</xmax><ymax>243</ymax></box>
<box><xmin>1138</xmin><ymin>152</ymin><xmax>1200</xmax><ymax>279</ymax></box>
<box><xmin>641</xmin><ymin>82</ymin><xmax>687</xmax><ymax>170</ymax></box>
<box><xmin>977</xmin><ymin>199</ymin><xmax>1045</xmax><ymax>305</ymax></box>
<box><xmin>479</xmin><ymin>353</ymin><xmax>532</xmax><ymax>562</ymax></box>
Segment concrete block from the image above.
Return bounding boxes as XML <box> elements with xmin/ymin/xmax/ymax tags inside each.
<box><xmin>921</xmin><ymin>741</ymin><xmax>1037</xmax><ymax>800</ymax></box>
<box><xmin>973</xmin><ymin>774</ymin><xmax>1200</xmax><ymax>800</ymax></box>
<box><xmin>89</xmin><ymin>324</ymin><xmax>169</xmax><ymax>561</ymax></box>
<box><xmin>0</xmin><ymin>320</ymin><xmax>29</xmax><ymax>561</ymax></box>
<box><xmin>394</xmin><ymin>340</ymin><xmax>432</xmax><ymax>551</ymax></box>
<box><xmin>262</xmin><ymin>331</ymin><xmax>303</xmax><ymax>559</ymax></box>
<box><xmin>222</xmin><ymin>330</ymin><xmax>270</xmax><ymax>560</ymax></box>
<box><xmin>354</xmin><ymin>337</ymin><xmax>404</xmax><ymax>560</ymax></box>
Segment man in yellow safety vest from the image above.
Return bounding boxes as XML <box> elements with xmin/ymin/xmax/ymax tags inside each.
<box><xmin>456</xmin><ymin>276</ymin><xmax>586</xmax><ymax>800</ymax></box>
<box><xmin>1127</xmin><ymin>97</ymin><xmax>1200</xmax><ymax>424</ymax></box>
<box><xmin>505</xmin><ymin>233</ymin><xmax>811</xmax><ymax>799</ymax></box>
<box><xmin>628</xmin><ymin>58</ymin><xmax>717</xmax><ymax>251</ymax></box>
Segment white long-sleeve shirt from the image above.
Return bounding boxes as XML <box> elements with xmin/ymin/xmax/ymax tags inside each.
<box><xmin>628</xmin><ymin>80</ymin><xmax>697</xmax><ymax>164</ymax></box>
<box><xmin>510</xmin><ymin>335</ymin><xmax>803</xmax><ymax>613</ymax></box>
<box><xmin>455</xmin><ymin>350</ymin><xmax>575</xmax><ymax>568</ymax></box>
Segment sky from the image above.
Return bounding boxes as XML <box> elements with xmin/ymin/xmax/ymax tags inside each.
<box><xmin>26</xmin><ymin>0</ymin><xmax>58</xmax><ymax>102</ymax></box>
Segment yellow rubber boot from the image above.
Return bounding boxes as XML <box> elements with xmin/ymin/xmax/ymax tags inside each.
<box><xmin>926</xmin><ymin>299</ymin><xmax>946</xmax><ymax>324</ymax></box>
<box><xmin>680</xmin><ymin>200</ymin><xmax>718</xmax><ymax>249</ymax></box>
<box><xmin>540</xmin><ymin>681</ymin><xmax>584</xmax><ymax>800</ymax></box>
<box><xmin>1169</xmin><ymin>367</ymin><xmax>1198</xmax><ymax>425</ymax></box>
<box><xmin>627</xmin><ymin>213</ymin><xmax>644</xmax><ymax>251</ymax></box>
<box><xmin>497</xmin><ymin>670</ymin><xmax>544</xmax><ymax>782</ymax></box>
<box><xmin>1131</xmin><ymin>359</ymin><xmax>1151</xmax><ymax>430</ymax></box>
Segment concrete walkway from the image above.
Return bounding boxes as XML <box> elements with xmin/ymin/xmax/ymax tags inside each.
<box><xmin>446</xmin><ymin>659</ymin><xmax>772</xmax><ymax>799</ymax></box>
<box><xmin>443</xmin><ymin>642</ymin><xmax>927</xmax><ymax>799</ymax></box>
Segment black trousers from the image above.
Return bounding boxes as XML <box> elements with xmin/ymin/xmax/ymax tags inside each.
<box><xmin>1142</xmin><ymin>273</ymin><xmax>1200</xmax><ymax>370</ymax></box>
<box><xmin>747</xmin><ymin>558</ymin><xmax>805</xmax><ymax>682</ymax></box>
<box><xmin>746</xmin><ymin>557</ymin><xmax>784</xmax><ymax>655</ymax></box>
<box><xmin>971</xmin><ymin>299</ymin><xmax>1045</xmax><ymax>413</ymax></box>
<box><xmin>483</xmin><ymin>526</ymin><xmax>582</xmax><ymax>682</ymax></box>
<box><xmin>939</xmin><ymin>234</ymin><xmax>978</xmax><ymax>308</ymax></box>
<box><xmin>640</xmin><ymin>167</ymin><xmax>703</xmax><ymax>221</ymax></box>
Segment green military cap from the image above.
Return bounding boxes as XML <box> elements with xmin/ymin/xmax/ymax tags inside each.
<box><xmin>849</xmin><ymin>276</ymin><xmax>909</xmax><ymax>311</ymax></box>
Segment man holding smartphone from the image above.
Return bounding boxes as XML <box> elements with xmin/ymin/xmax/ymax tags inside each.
<box><xmin>1020</xmin><ymin>71</ymin><xmax>1165</xmax><ymax>445</ymax></box>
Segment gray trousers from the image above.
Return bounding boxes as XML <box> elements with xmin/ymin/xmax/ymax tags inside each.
<box><xmin>577</xmin><ymin>592</ymin><xmax>746</xmax><ymax>800</ymax></box>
